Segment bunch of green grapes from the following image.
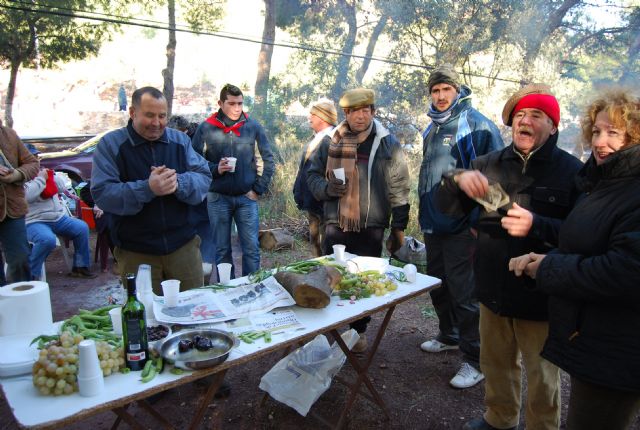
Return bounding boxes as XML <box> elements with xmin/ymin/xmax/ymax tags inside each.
<box><xmin>337</xmin><ymin>272</ymin><xmax>399</xmax><ymax>299</ymax></box>
<box><xmin>367</xmin><ymin>278</ymin><xmax>398</xmax><ymax>296</ymax></box>
<box><xmin>32</xmin><ymin>331</ymin><xmax>124</xmax><ymax>396</ymax></box>
<box><xmin>96</xmin><ymin>338</ymin><xmax>125</xmax><ymax>377</ymax></box>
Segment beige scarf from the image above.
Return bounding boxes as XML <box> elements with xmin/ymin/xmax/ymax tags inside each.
<box><xmin>325</xmin><ymin>120</ymin><xmax>373</xmax><ymax>232</ymax></box>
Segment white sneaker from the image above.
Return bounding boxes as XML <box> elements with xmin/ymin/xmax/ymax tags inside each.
<box><xmin>420</xmin><ymin>339</ymin><xmax>459</xmax><ymax>353</ymax></box>
<box><xmin>450</xmin><ymin>362</ymin><xmax>484</xmax><ymax>389</ymax></box>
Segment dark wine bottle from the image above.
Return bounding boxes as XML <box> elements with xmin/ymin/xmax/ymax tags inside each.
<box><xmin>122</xmin><ymin>273</ymin><xmax>149</xmax><ymax>371</ymax></box>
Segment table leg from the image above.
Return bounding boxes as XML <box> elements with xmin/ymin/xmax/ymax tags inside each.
<box><xmin>112</xmin><ymin>406</ymin><xmax>145</xmax><ymax>430</ymax></box>
<box><xmin>138</xmin><ymin>399</ymin><xmax>176</xmax><ymax>429</ymax></box>
<box><xmin>187</xmin><ymin>369</ymin><xmax>228</xmax><ymax>430</ymax></box>
<box><xmin>330</xmin><ymin>305</ymin><xmax>396</xmax><ymax>428</ymax></box>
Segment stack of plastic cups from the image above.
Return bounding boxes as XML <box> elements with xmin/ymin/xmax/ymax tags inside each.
<box><xmin>77</xmin><ymin>339</ymin><xmax>104</xmax><ymax>397</ymax></box>
<box><xmin>136</xmin><ymin>264</ymin><xmax>155</xmax><ymax>323</ymax></box>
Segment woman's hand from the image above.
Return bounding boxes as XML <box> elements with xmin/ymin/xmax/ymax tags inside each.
<box><xmin>508</xmin><ymin>252</ymin><xmax>546</xmax><ymax>279</ymax></box>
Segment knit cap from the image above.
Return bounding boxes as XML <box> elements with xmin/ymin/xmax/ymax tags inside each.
<box><xmin>427</xmin><ymin>64</ymin><xmax>461</xmax><ymax>93</ymax></box>
<box><xmin>502</xmin><ymin>83</ymin><xmax>560</xmax><ymax>127</ymax></box>
<box><xmin>310</xmin><ymin>98</ymin><xmax>338</xmax><ymax>126</ymax></box>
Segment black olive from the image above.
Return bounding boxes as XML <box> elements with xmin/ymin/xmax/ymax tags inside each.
<box><xmin>178</xmin><ymin>339</ymin><xmax>193</xmax><ymax>353</ymax></box>
<box><xmin>195</xmin><ymin>336</ymin><xmax>213</xmax><ymax>351</ymax></box>
<box><xmin>147</xmin><ymin>325</ymin><xmax>170</xmax><ymax>341</ymax></box>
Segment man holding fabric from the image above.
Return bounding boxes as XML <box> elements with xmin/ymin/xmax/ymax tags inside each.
<box><xmin>293</xmin><ymin>98</ymin><xmax>338</xmax><ymax>256</ymax></box>
<box><xmin>434</xmin><ymin>84</ymin><xmax>582</xmax><ymax>430</ymax></box>
<box><xmin>307</xmin><ymin>88</ymin><xmax>410</xmax><ymax>352</ymax></box>
<box><xmin>418</xmin><ymin>64</ymin><xmax>503</xmax><ymax>389</ymax></box>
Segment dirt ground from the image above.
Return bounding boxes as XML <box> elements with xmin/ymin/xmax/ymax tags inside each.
<box><xmin>1</xmin><ymin>231</ymin><xmax>638</xmax><ymax>430</ymax></box>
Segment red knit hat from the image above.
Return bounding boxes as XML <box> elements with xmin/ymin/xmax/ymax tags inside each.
<box><xmin>512</xmin><ymin>93</ymin><xmax>560</xmax><ymax>127</ymax></box>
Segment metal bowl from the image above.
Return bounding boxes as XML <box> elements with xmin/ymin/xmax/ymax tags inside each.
<box><xmin>154</xmin><ymin>328</ymin><xmax>239</xmax><ymax>370</ymax></box>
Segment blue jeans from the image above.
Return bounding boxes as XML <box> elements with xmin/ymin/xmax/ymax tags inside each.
<box><xmin>27</xmin><ymin>216</ymin><xmax>91</xmax><ymax>278</ymax></box>
<box><xmin>195</xmin><ymin>201</ymin><xmax>215</xmax><ymax>264</ymax></box>
<box><xmin>0</xmin><ymin>216</ymin><xmax>31</xmax><ymax>284</ymax></box>
<box><xmin>207</xmin><ymin>192</ymin><xmax>260</xmax><ymax>277</ymax></box>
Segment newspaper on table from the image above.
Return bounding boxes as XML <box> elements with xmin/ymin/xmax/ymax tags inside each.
<box><xmin>220</xmin><ymin>309</ymin><xmax>305</xmax><ymax>335</ymax></box>
<box><xmin>152</xmin><ymin>276</ymin><xmax>296</xmax><ymax>325</ymax></box>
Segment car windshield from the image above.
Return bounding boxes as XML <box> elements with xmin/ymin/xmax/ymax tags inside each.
<box><xmin>71</xmin><ymin>133</ymin><xmax>104</xmax><ymax>154</ymax></box>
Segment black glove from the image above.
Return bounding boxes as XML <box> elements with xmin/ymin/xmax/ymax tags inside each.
<box><xmin>326</xmin><ymin>177</ymin><xmax>347</xmax><ymax>198</ymax></box>
<box><xmin>386</xmin><ymin>228</ymin><xmax>405</xmax><ymax>255</ymax></box>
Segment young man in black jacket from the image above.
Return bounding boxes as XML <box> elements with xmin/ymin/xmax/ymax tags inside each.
<box><xmin>191</xmin><ymin>84</ymin><xmax>275</xmax><ymax>277</ymax></box>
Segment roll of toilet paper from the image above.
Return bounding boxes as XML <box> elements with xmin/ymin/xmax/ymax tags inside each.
<box><xmin>0</xmin><ymin>281</ymin><xmax>53</xmax><ymax>337</ymax></box>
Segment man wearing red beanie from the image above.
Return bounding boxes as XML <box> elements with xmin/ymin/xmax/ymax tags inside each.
<box><xmin>434</xmin><ymin>84</ymin><xmax>583</xmax><ymax>430</ymax></box>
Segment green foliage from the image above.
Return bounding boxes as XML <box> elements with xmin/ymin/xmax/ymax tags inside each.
<box><xmin>421</xmin><ymin>303</ymin><xmax>437</xmax><ymax>320</ymax></box>
<box><xmin>0</xmin><ymin>0</ymin><xmax>114</xmax><ymax>69</ymax></box>
<box><xmin>180</xmin><ymin>0</ymin><xmax>225</xmax><ymax>32</ymax></box>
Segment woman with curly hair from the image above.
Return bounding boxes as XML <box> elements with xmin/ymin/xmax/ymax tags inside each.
<box><xmin>509</xmin><ymin>89</ymin><xmax>640</xmax><ymax>429</ymax></box>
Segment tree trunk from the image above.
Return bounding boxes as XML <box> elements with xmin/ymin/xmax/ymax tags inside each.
<box><xmin>258</xmin><ymin>228</ymin><xmax>294</xmax><ymax>251</ymax></box>
<box><xmin>254</xmin><ymin>0</ymin><xmax>275</xmax><ymax>119</ymax></box>
<box><xmin>4</xmin><ymin>60</ymin><xmax>20</xmax><ymax>128</ymax></box>
<box><xmin>274</xmin><ymin>266</ymin><xmax>342</xmax><ymax>308</ymax></box>
<box><xmin>162</xmin><ymin>0</ymin><xmax>177</xmax><ymax>116</ymax></box>
<box><xmin>331</xmin><ymin>0</ymin><xmax>357</xmax><ymax>102</ymax></box>
<box><xmin>355</xmin><ymin>14</ymin><xmax>388</xmax><ymax>84</ymax></box>
<box><xmin>521</xmin><ymin>0</ymin><xmax>581</xmax><ymax>82</ymax></box>
<box><xmin>621</xmin><ymin>13</ymin><xmax>640</xmax><ymax>85</ymax></box>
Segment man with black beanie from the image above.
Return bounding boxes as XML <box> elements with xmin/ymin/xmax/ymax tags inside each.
<box><xmin>418</xmin><ymin>64</ymin><xmax>503</xmax><ymax>389</ymax></box>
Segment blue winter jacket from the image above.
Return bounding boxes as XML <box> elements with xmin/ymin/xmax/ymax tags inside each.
<box><xmin>418</xmin><ymin>85</ymin><xmax>503</xmax><ymax>234</ymax></box>
<box><xmin>91</xmin><ymin>121</ymin><xmax>212</xmax><ymax>255</ymax></box>
<box><xmin>191</xmin><ymin>112</ymin><xmax>275</xmax><ymax>196</ymax></box>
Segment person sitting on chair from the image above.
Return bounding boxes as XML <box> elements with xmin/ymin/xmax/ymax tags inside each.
<box><xmin>24</xmin><ymin>169</ymin><xmax>97</xmax><ymax>279</ymax></box>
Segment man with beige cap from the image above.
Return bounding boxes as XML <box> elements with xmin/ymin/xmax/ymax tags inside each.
<box><xmin>307</xmin><ymin>88</ymin><xmax>410</xmax><ymax>352</ymax></box>
<box><xmin>293</xmin><ymin>98</ymin><xmax>337</xmax><ymax>256</ymax></box>
<box><xmin>434</xmin><ymin>84</ymin><xmax>582</xmax><ymax>430</ymax></box>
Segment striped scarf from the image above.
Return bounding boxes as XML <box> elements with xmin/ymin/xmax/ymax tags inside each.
<box><xmin>325</xmin><ymin>120</ymin><xmax>373</xmax><ymax>232</ymax></box>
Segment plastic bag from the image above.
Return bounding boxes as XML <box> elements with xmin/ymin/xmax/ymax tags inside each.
<box><xmin>391</xmin><ymin>236</ymin><xmax>427</xmax><ymax>273</ymax></box>
<box><xmin>259</xmin><ymin>329</ymin><xmax>359</xmax><ymax>416</ymax></box>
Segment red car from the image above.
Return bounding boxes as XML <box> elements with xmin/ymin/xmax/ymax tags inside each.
<box><xmin>38</xmin><ymin>133</ymin><xmax>105</xmax><ymax>186</ymax></box>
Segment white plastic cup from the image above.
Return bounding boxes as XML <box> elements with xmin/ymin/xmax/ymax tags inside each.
<box><xmin>226</xmin><ymin>157</ymin><xmax>237</xmax><ymax>172</ymax></box>
<box><xmin>217</xmin><ymin>263</ymin><xmax>232</xmax><ymax>284</ymax></box>
<box><xmin>108</xmin><ymin>307</ymin><xmax>122</xmax><ymax>335</ymax></box>
<box><xmin>333</xmin><ymin>244</ymin><xmax>346</xmax><ymax>262</ymax></box>
<box><xmin>161</xmin><ymin>279</ymin><xmax>181</xmax><ymax>307</ymax></box>
<box><xmin>77</xmin><ymin>339</ymin><xmax>104</xmax><ymax>397</ymax></box>
<box><xmin>403</xmin><ymin>264</ymin><xmax>417</xmax><ymax>283</ymax></box>
<box><xmin>333</xmin><ymin>167</ymin><xmax>345</xmax><ymax>182</ymax></box>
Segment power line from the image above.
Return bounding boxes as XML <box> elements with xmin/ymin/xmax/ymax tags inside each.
<box><xmin>0</xmin><ymin>1</ymin><xmax>524</xmax><ymax>84</ymax></box>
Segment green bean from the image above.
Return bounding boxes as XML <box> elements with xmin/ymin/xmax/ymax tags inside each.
<box><xmin>264</xmin><ymin>331</ymin><xmax>272</xmax><ymax>343</ymax></box>
<box><xmin>154</xmin><ymin>356</ymin><xmax>164</xmax><ymax>374</ymax></box>
<box><xmin>170</xmin><ymin>368</ymin><xmax>185</xmax><ymax>375</ymax></box>
<box><xmin>141</xmin><ymin>359</ymin><xmax>154</xmax><ymax>378</ymax></box>
<box><xmin>30</xmin><ymin>334</ymin><xmax>60</xmax><ymax>349</ymax></box>
<box><xmin>140</xmin><ymin>367</ymin><xmax>157</xmax><ymax>383</ymax></box>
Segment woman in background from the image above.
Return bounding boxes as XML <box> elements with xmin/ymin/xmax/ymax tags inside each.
<box><xmin>510</xmin><ymin>89</ymin><xmax>640</xmax><ymax>429</ymax></box>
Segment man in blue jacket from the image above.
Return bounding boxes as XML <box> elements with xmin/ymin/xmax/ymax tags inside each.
<box><xmin>191</xmin><ymin>84</ymin><xmax>275</xmax><ymax>277</ymax></box>
<box><xmin>91</xmin><ymin>86</ymin><xmax>212</xmax><ymax>293</ymax></box>
<box><xmin>418</xmin><ymin>65</ymin><xmax>503</xmax><ymax>388</ymax></box>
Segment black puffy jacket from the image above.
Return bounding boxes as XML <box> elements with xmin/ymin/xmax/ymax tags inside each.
<box><xmin>437</xmin><ymin>132</ymin><xmax>583</xmax><ymax>320</ymax></box>
<box><xmin>535</xmin><ymin>145</ymin><xmax>640</xmax><ymax>393</ymax></box>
